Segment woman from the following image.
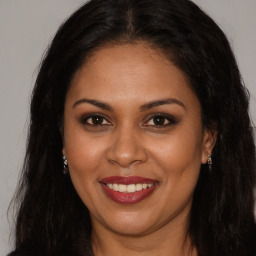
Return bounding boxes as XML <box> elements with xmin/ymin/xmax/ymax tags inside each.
<box><xmin>9</xmin><ymin>0</ymin><xmax>256</xmax><ymax>255</ymax></box>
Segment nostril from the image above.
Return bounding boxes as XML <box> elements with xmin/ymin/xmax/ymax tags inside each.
<box><xmin>108</xmin><ymin>158</ymin><xmax>145</xmax><ymax>168</ymax></box>
<box><xmin>106</xmin><ymin>132</ymin><xmax>148</xmax><ymax>167</ymax></box>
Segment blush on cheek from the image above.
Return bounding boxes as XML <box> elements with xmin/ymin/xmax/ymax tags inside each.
<box><xmin>66</xmin><ymin>137</ymin><xmax>105</xmax><ymax>167</ymax></box>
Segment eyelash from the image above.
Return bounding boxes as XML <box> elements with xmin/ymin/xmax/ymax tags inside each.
<box><xmin>80</xmin><ymin>113</ymin><xmax>111</xmax><ymax>127</ymax></box>
<box><xmin>80</xmin><ymin>113</ymin><xmax>178</xmax><ymax>128</ymax></box>
<box><xmin>143</xmin><ymin>113</ymin><xmax>178</xmax><ymax>128</ymax></box>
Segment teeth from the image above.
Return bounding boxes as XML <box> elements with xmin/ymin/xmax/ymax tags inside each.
<box><xmin>113</xmin><ymin>184</ymin><xmax>118</xmax><ymax>191</ymax></box>
<box><xmin>119</xmin><ymin>184</ymin><xmax>127</xmax><ymax>192</ymax></box>
<box><xmin>106</xmin><ymin>183</ymin><xmax>154</xmax><ymax>193</ymax></box>
<box><xmin>127</xmin><ymin>184</ymin><xmax>136</xmax><ymax>193</ymax></box>
<box><xmin>135</xmin><ymin>183</ymin><xmax>143</xmax><ymax>191</ymax></box>
<box><xmin>142</xmin><ymin>184</ymin><xmax>147</xmax><ymax>189</ymax></box>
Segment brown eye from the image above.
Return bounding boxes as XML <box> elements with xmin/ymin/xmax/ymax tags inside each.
<box><xmin>143</xmin><ymin>114</ymin><xmax>178</xmax><ymax>128</ymax></box>
<box><xmin>152</xmin><ymin>116</ymin><xmax>167</xmax><ymax>126</ymax></box>
<box><xmin>83</xmin><ymin>115</ymin><xmax>110</xmax><ymax>126</ymax></box>
<box><xmin>90</xmin><ymin>116</ymin><xmax>104</xmax><ymax>125</ymax></box>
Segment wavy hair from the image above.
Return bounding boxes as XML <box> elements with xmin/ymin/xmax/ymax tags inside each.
<box><xmin>9</xmin><ymin>0</ymin><xmax>256</xmax><ymax>255</ymax></box>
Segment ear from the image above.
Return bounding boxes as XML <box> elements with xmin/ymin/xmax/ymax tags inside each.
<box><xmin>62</xmin><ymin>147</ymin><xmax>66</xmax><ymax>156</ymax></box>
<box><xmin>201</xmin><ymin>128</ymin><xmax>217</xmax><ymax>164</ymax></box>
<box><xmin>59</xmin><ymin>127</ymin><xmax>66</xmax><ymax>156</ymax></box>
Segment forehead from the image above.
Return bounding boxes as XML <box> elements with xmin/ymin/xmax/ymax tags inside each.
<box><xmin>68</xmin><ymin>43</ymin><xmax>199</xmax><ymax>110</ymax></box>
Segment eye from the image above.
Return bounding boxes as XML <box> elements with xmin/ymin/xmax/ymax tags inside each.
<box><xmin>82</xmin><ymin>114</ymin><xmax>111</xmax><ymax>126</ymax></box>
<box><xmin>143</xmin><ymin>114</ymin><xmax>178</xmax><ymax>127</ymax></box>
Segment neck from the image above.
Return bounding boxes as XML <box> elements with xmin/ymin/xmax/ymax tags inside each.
<box><xmin>91</xmin><ymin>214</ymin><xmax>197</xmax><ymax>256</ymax></box>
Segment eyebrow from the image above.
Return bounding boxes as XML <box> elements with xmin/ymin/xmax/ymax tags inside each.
<box><xmin>140</xmin><ymin>98</ymin><xmax>186</xmax><ymax>111</ymax></box>
<box><xmin>72</xmin><ymin>97</ymin><xmax>186</xmax><ymax>111</ymax></box>
<box><xmin>72</xmin><ymin>98</ymin><xmax>113</xmax><ymax>111</ymax></box>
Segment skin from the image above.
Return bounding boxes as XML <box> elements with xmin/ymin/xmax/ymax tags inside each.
<box><xmin>62</xmin><ymin>43</ymin><xmax>216</xmax><ymax>256</ymax></box>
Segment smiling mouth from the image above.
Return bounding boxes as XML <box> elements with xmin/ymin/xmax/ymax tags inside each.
<box><xmin>105</xmin><ymin>183</ymin><xmax>154</xmax><ymax>193</ymax></box>
<box><xmin>100</xmin><ymin>176</ymin><xmax>158</xmax><ymax>204</ymax></box>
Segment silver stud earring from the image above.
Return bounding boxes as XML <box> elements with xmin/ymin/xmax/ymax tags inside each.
<box><xmin>63</xmin><ymin>155</ymin><xmax>68</xmax><ymax>174</ymax></box>
<box><xmin>207</xmin><ymin>154</ymin><xmax>212</xmax><ymax>171</ymax></box>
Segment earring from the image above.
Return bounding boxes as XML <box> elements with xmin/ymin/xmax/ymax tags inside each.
<box><xmin>63</xmin><ymin>155</ymin><xmax>68</xmax><ymax>174</ymax></box>
<box><xmin>207</xmin><ymin>154</ymin><xmax>212</xmax><ymax>171</ymax></box>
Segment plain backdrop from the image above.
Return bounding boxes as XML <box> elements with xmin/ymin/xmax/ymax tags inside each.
<box><xmin>0</xmin><ymin>1</ymin><xmax>255</xmax><ymax>255</ymax></box>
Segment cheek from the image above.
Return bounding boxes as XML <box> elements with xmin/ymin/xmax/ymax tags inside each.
<box><xmin>64</xmin><ymin>131</ymin><xmax>109</xmax><ymax>210</ymax></box>
<box><xmin>148</xmin><ymin>128</ymin><xmax>202</xmax><ymax>214</ymax></box>
<box><xmin>63</xmin><ymin>123</ymin><xmax>108</xmax><ymax>181</ymax></box>
<box><xmin>149</xmin><ymin>126</ymin><xmax>203</xmax><ymax>177</ymax></box>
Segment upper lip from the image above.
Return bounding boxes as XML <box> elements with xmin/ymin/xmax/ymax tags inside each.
<box><xmin>100</xmin><ymin>176</ymin><xmax>158</xmax><ymax>185</ymax></box>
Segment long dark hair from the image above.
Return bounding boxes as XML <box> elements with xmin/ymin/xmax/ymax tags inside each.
<box><xmin>9</xmin><ymin>0</ymin><xmax>256</xmax><ymax>255</ymax></box>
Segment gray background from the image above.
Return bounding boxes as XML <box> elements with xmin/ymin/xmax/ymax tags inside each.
<box><xmin>0</xmin><ymin>1</ymin><xmax>255</xmax><ymax>255</ymax></box>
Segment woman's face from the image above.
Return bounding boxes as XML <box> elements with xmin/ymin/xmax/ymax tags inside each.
<box><xmin>62</xmin><ymin>43</ymin><xmax>215</xmax><ymax>237</ymax></box>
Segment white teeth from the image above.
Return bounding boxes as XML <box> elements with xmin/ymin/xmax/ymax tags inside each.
<box><xmin>106</xmin><ymin>183</ymin><xmax>154</xmax><ymax>193</ymax></box>
<box><xmin>119</xmin><ymin>184</ymin><xmax>127</xmax><ymax>192</ymax></box>
<box><xmin>135</xmin><ymin>183</ymin><xmax>143</xmax><ymax>191</ymax></box>
<box><xmin>113</xmin><ymin>184</ymin><xmax>118</xmax><ymax>191</ymax></box>
<box><xmin>127</xmin><ymin>184</ymin><xmax>136</xmax><ymax>193</ymax></box>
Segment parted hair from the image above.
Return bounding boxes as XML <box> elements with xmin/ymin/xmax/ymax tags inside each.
<box><xmin>9</xmin><ymin>0</ymin><xmax>256</xmax><ymax>256</ymax></box>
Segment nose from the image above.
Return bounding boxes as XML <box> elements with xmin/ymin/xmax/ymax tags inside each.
<box><xmin>106</xmin><ymin>126</ymin><xmax>148</xmax><ymax>168</ymax></box>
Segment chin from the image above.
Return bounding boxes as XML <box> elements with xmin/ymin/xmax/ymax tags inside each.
<box><xmin>97</xmin><ymin>209</ymin><xmax>162</xmax><ymax>236</ymax></box>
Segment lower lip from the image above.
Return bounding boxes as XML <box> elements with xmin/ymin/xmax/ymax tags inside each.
<box><xmin>101</xmin><ymin>184</ymin><xmax>157</xmax><ymax>204</ymax></box>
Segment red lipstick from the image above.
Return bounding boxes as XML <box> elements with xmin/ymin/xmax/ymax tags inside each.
<box><xmin>100</xmin><ymin>176</ymin><xmax>158</xmax><ymax>204</ymax></box>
